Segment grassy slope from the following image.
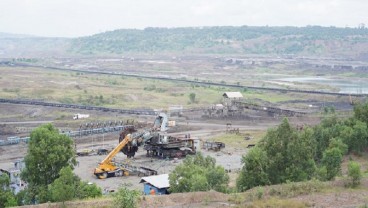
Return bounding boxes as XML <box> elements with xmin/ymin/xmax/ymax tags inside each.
<box><xmin>208</xmin><ymin>131</ymin><xmax>266</xmax><ymax>149</ymax></box>
<box><xmin>0</xmin><ymin>66</ymin><xmax>300</xmax><ymax>109</ymax></box>
<box><xmin>22</xmin><ymin>176</ymin><xmax>368</xmax><ymax>208</ymax></box>
<box><xmin>0</xmin><ymin>66</ymin><xmax>220</xmax><ymax>108</ymax></box>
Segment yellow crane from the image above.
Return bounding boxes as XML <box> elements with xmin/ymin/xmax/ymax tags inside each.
<box><xmin>94</xmin><ymin>113</ymin><xmax>169</xmax><ymax>179</ymax></box>
<box><xmin>94</xmin><ymin>131</ymin><xmax>146</xmax><ymax>179</ymax></box>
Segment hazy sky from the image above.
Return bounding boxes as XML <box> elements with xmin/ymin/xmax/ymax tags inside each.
<box><xmin>0</xmin><ymin>0</ymin><xmax>367</xmax><ymax>37</ymax></box>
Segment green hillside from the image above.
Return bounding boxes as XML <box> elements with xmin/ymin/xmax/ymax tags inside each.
<box><xmin>2</xmin><ymin>26</ymin><xmax>368</xmax><ymax>58</ymax></box>
<box><xmin>70</xmin><ymin>26</ymin><xmax>368</xmax><ymax>58</ymax></box>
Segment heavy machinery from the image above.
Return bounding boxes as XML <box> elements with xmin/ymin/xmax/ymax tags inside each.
<box><xmin>93</xmin><ymin>130</ymin><xmax>152</xmax><ymax>179</ymax></box>
<box><xmin>118</xmin><ymin>113</ymin><xmax>169</xmax><ymax>158</ymax></box>
<box><xmin>94</xmin><ymin>113</ymin><xmax>167</xmax><ymax>179</ymax></box>
<box><xmin>119</xmin><ymin>127</ymin><xmax>197</xmax><ymax>159</ymax></box>
<box><xmin>94</xmin><ymin>113</ymin><xmax>196</xmax><ymax>179</ymax></box>
<box><xmin>143</xmin><ymin>133</ymin><xmax>196</xmax><ymax>158</ymax></box>
<box><xmin>118</xmin><ymin>112</ymin><xmax>197</xmax><ymax>159</ymax></box>
<box><xmin>202</xmin><ymin>141</ymin><xmax>225</xmax><ymax>152</ymax></box>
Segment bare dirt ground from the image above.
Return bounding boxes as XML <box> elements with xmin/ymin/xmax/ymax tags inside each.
<box><xmin>0</xmin><ymin>103</ymin><xmax>281</xmax><ymax>193</ymax></box>
<box><xmin>8</xmin><ymin>120</ymin><xmax>271</xmax><ymax>192</ymax></box>
<box><xmin>0</xmin><ymin>103</ymin><xmax>324</xmax><ymax>191</ymax></box>
<box><xmin>4</xmin><ymin>103</ymin><xmax>366</xmax><ymax>208</ymax></box>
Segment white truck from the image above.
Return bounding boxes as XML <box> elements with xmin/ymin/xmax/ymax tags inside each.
<box><xmin>73</xmin><ymin>114</ymin><xmax>90</xmax><ymax>120</ymax></box>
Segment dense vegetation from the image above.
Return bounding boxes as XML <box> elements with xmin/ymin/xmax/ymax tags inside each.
<box><xmin>71</xmin><ymin>26</ymin><xmax>368</xmax><ymax>57</ymax></box>
<box><xmin>0</xmin><ymin>174</ymin><xmax>17</xmax><ymax>207</ymax></box>
<box><xmin>20</xmin><ymin>124</ymin><xmax>77</xmax><ymax>203</ymax></box>
<box><xmin>169</xmin><ymin>152</ymin><xmax>229</xmax><ymax>193</ymax></box>
<box><xmin>1</xmin><ymin>124</ymin><xmax>102</xmax><ymax>206</ymax></box>
<box><xmin>237</xmin><ymin>102</ymin><xmax>368</xmax><ymax>191</ymax></box>
<box><xmin>112</xmin><ymin>187</ymin><xmax>140</xmax><ymax>208</ymax></box>
<box><xmin>2</xmin><ymin>26</ymin><xmax>368</xmax><ymax>58</ymax></box>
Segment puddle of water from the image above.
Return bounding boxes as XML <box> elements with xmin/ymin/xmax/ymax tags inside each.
<box><xmin>276</xmin><ymin>77</ymin><xmax>368</xmax><ymax>94</ymax></box>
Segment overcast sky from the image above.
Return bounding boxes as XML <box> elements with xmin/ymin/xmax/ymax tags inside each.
<box><xmin>0</xmin><ymin>0</ymin><xmax>367</xmax><ymax>37</ymax></box>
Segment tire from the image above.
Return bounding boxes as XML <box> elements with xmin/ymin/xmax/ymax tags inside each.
<box><xmin>101</xmin><ymin>172</ymin><xmax>108</xmax><ymax>179</ymax></box>
<box><xmin>115</xmin><ymin>170</ymin><xmax>123</xmax><ymax>177</ymax></box>
<box><xmin>97</xmin><ymin>172</ymin><xmax>108</xmax><ymax>179</ymax></box>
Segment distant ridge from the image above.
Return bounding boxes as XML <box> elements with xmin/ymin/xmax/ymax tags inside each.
<box><xmin>1</xmin><ymin>26</ymin><xmax>368</xmax><ymax>58</ymax></box>
<box><xmin>70</xmin><ymin>26</ymin><xmax>368</xmax><ymax>58</ymax></box>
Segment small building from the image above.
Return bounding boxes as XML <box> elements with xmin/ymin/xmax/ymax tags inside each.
<box><xmin>0</xmin><ymin>159</ymin><xmax>26</xmax><ymax>194</ymax></box>
<box><xmin>223</xmin><ymin>92</ymin><xmax>243</xmax><ymax>107</ymax></box>
<box><xmin>222</xmin><ymin>92</ymin><xmax>243</xmax><ymax>100</ymax></box>
<box><xmin>140</xmin><ymin>174</ymin><xmax>169</xmax><ymax>195</ymax></box>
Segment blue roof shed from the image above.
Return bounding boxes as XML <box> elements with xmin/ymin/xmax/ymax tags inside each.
<box><xmin>140</xmin><ymin>174</ymin><xmax>169</xmax><ymax>195</ymax></box>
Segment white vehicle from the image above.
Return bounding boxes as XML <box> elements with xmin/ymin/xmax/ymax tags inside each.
<box><xmin>73</xmin><ymin>114</ymin><xmax>90</xmax><ymax>120</ymax></box>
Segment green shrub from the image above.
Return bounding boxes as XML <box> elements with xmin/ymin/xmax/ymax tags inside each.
<box><xmin>256</xmin><ymin>187</ymin><xmax>264</xmax><ymax>199</ymax></box>
<box><xmin>348</xmin><ymin>161</ymin><xmax>362</xmax><ymax>187</ymax></box>
<box><xmin>113</xmin><ymin>187</ymin><xmax>140</xmax><ymax>208</ymax></box>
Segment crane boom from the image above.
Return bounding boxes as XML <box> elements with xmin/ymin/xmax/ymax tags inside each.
<box><xmin>94</xmin><ymin>113</ymin><xmax>168</xmax><ymax>179</ymax></box>
<box><xmin>94</xmin><ymin>131</ymin><xmax>146</xmax><ymax>179</ymax></box>
<box><xmin>100</xmin><ymin>135</ymin><xmax>131</xmax><ymax>165</ymax></box>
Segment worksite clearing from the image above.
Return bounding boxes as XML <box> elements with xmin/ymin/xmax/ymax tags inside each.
<box><xmin>0</xmin><ymin>85</ymin><xmax>347</xmax><ymax>193</ymax></box>
<box><xmin>1</xmin><ymin>53</ymin><xmax>367</xmax><ymax>207</ymax></box>
<box><xmin>0</xmin><ymin>114</ymin><xmax>269</xmax><ymax>193</ymax></box>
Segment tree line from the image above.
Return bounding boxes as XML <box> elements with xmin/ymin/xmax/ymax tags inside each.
<box><xmin>237</xmin><ymin>102</ymin><xmax>368</xmax><ymax>191</ymax></box>
<box><xmin>168</xmin><ymin>102</ymin><xmax>368</xmax><ymax>194</ymax></box>
<box><xmin>71</xmin><ymin>26</ymin><xmax>368</xmax><ymax>54</ymax></box>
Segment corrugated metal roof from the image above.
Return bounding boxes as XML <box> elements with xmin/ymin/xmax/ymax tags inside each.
<box><xmin>223</xmin><ymin>92</ymin><xmax>243</xmax><ymax>98</ymax></box>
<box><xmin>139</xmin><ymin>174</ymin><xmax>169</xmax><ymax>189</ymax></box>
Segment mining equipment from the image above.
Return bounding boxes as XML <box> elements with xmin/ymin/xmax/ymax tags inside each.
<box><xmin>94</xmin><ymin>113</ymin><xmax>169</xmax><ymax>179</ymax></box>
<box><xmin>93</xmin><ymin>129</ymin><xmax>152</xmax><ymax>179</ymax></box>
<box><xmin>118</xmin><ymin>112</ymin><xmax>196</xmax><ymax>158</ymax></box>
<box><xmin>119</xmin><ymin>126</ymin><xmax>197</xmax><ymax>159</ymax></box>
<box><xmin>143</xmin><ymin>133</ymin><xmax>196</xmax><ymax>158</ymax></box>
<box><xmin>76</xmin><ymin>149</ymin><xmax>94</xmax><ymax>156</ymax></box>
<box><xmin>203</xmin><ymin>141</ymin><xmax>225</xmax><ymax>151</ymax></box>
<box><xmin>94</xmin><ymin>113</ymin><xmax>197</xmax><ymax>179</ymax></box>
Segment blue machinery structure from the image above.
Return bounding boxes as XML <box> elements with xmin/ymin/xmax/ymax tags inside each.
<box><xmin>0</xmin><ymin>125</ymin><xmax>133</xmax><ymax>146</ymax></box>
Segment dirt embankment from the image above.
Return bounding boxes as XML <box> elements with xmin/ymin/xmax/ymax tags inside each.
<box><xmin>16</xmin><ymin>191</ymin><xmax>230</xmax><ymax>208</ymax></box>
<box><xmin>14</xmin><ymin>184</ymin><xmax>368</xmax><ymax>208</ymax></box>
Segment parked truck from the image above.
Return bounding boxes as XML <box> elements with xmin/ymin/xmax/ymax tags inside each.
<box><xmin>73</xmin><ymin>113</ymin><xmax>90</xmax><ymax>120</ymax></box>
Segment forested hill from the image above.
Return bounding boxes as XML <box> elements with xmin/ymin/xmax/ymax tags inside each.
<box><xmin>2</xmin><ymin>26</ymin><xmax>368</xmax><ymax>59</ymax></box>
<box><xmin>70</xmin><ymin>26</ymin><xmax>368</xmax><ymax>59</ymax></box>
